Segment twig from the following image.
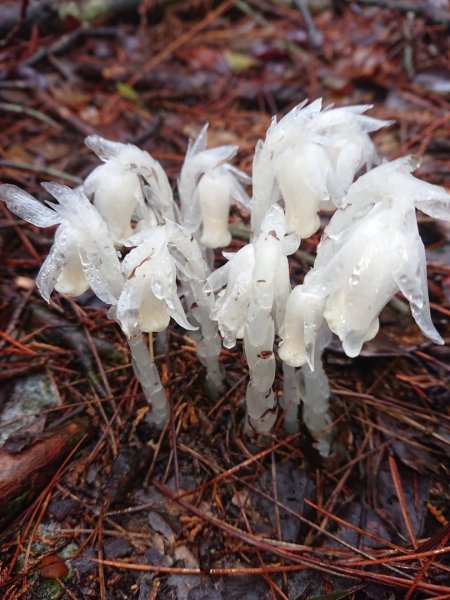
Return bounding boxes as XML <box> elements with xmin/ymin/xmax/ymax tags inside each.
<box><xmin>405</xmin><ymin>527</ymin><xmax>450</xmax><ymax>600</ymax></box>
<box><xmin>23</xmin><ymin>26</ymin><xmax>118</xmax><ymax>67</ymax></box>
<box><xmin>96</xmin><ymin>509</ymin><xmax>107</xmax><ymax>600</ymax></box>
<box><xmin>6</xmin><ymin>434</ymin><xmax>88</xmax><ymax>574</ymax></box>
<box><xmin>0</xmin><ymin>160</ymin><xmax>82</xmax><ymax>184</ymax></box>
<box><xmin>99</xmin><ymin>481</ymin><xmax>450</xmax><ymax>594</ymax></box>
<box><xmin>270</xmin><ymin>452</ymin><xmax>282</xmax><ymax>542</ymax></box>
<box><xmin>293</xmin><ymin>0</ymin><xmax>323</xmax><ymax>48</ymax></box>
<box><xmin>0</xmin><ymin>288</ymin><xmax>34</xmax><ymax>352</ymax></box>
<box><xmin>230</xmin><ymin>480</ymin><xmax>287</xmax><ymax>599</ymax></box>
<box><xmin>181</xmin><ymin>433</ymin><xmax>302</xmax><ymax>493</ymax></box>
<box><xmin>0</xmin><ymin>102</ymin><xmax>59</xmax><ymax>128</ymax></box>
<box><xmin>388</xmin><ymin>455</ymin><xmax>418</xmax><ymax>550</ymax></box>
<box><xmin>307</xmin><ymin>430</ymin><xmax>371</xmax><ymax>544</ymax></box>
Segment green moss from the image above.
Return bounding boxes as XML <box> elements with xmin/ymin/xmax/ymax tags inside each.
<box><xmin>0</xmin><ymin>374</ymin><xmax>59</xmax><ymax>445</ymax></box>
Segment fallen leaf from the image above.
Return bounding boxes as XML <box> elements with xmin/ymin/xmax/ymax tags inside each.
<box><xmin>39</xmin><ymin>555</ymin><xmax>69</xmax><ymax>579</ymax></box>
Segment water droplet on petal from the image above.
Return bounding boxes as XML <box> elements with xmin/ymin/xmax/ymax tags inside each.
<box><xmin>411</xmin><ymin>294</ymin><xmax>423</xmax><ymax>309</ymax></box>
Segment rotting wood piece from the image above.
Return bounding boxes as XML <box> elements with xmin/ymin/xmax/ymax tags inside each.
<box><xmin>0</xmin><ymin>417</ymin><xmax>92</xmax><ymax>531</ymax></box>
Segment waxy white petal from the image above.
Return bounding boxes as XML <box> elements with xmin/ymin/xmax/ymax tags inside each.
<box><xmin>0</xmin><ymin>184</ymin><xmax>61</xmax><ymax>227</ymax></box>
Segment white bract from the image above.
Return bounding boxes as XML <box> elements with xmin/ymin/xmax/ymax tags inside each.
<box><xmin>179</xmin><ymin>124</ymin><xmax>250</xmax><ymax>247</ymax></box>
<box><xmin>0</xmin><ymin>183</ymin><xmax>123</xmax><ymax>304</ymax></box>
<box><xmin>246</xmin><ymin>205</ymin><xmax>294</xmax><ymax>345</ymax></box>
<box><xmin>165</xmin><ymin>219</ymin><xmax>225</xmax><ymax>391</ymax></box>
<box><xmin>84</xmin><ymin>136</ymin><xmax>176</xmax><ymax>245</ymax></box>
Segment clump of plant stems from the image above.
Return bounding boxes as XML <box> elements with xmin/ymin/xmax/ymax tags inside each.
<box><xmin>1</xmin><ymin>99</ymin><xmax>449</xmax><ymax>453</ymax></box>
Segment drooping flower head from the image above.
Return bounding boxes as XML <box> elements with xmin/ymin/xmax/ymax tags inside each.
<box><xmin>84</xmin><ymin>136</ymin><xmax>176</xmax><ymax>245</ymax></box>
<box><xmin>0</xmin><ymin>183</ymin><xmax>123</xmax><ymax>304</ymax></box>
<box><xmin>207</xmin><ymin>244</ymin><xmax>255</xmax><ymax>348</ymax></box>
<box><xmin>251</xmin><ymin>99</ymin><xmax>391</xmax><ymax>239</ymax></box>
<box><xmin>116</xmin><ymin>223</ymin><xmax>197</xmax><ymax>338</ymax></box>
<box><xmin>208</xmin><ymin>205</ymin><xmax>298</xmax><ymax>349</ymax></box>
<box><xmin>178</xmin><ymin>124</ymin><xmax>250</xmax><ymax>248</ymax></box>
<box><xmin>279</xmin><ymin>157</ymin><xmax>450</xmax><ymax>367</ymax></box>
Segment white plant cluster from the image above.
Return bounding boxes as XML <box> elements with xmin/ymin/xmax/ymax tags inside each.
<box><xmin>1</xmin><ymin>99</ymin><xmax>449</xmax><ymax>448</ymax></box>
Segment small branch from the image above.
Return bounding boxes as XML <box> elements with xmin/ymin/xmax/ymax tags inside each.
<box><xmin>0</xmin><ymin>102</ymin><xmax>60</xmax><ymax>128</ymax></box>
<box><xmin>0</xmin><ymin>160</ymin><xmax>83</xmax><ymax>184</ymax></box>
<box><xmin>293</xmin><ymin>0</ymin><xmax>323</xmax><ymax>49</ymax></box>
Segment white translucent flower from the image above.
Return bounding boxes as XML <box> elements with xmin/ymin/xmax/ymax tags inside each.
<box><xmin>0</xmin><ymin>183</ymin><xmax>123</xmax><ymax>304</ymax></box>
<box><xmin>206</xmin><ymin>205</ymin><xmax>298</xmax><ymax>430</ymax></box>
<box><xmin>310</xmin><ymin>104</ymin><xmax>392</xmax><ymax>200</ymax></box>
<box><xmin>178</xmin><ymin>124</ymin><xmax>250</xmax><ymax>245</ymax></box>
<box><xmin>198</xmin><ymin>164</ymin><xmax>250</xmax><ymax>248</ymax></box>
<box><xmin>84</xmin><ymin>136</ymin><xmax>176</xmax><ymax>245</ymax></box>
<box><xmin>276</xmin><ymin>141</ymin><xmax>331</xmax><ymax>238</ymax></box>
<box><xmin>246</xmin><ymin>205</ymin><xmax>293</xmax><ymax>346</ymax></box>
<box><xmin>162</xmin><ymin>219</ymin><xmax>225</xmax><ymax>391</ymax></box>
<box><xmin>341</xmin><ymin>156</ymin><xmax>450</xmax><ymax>217</ymax></box>
<box><xmin>319</xmin><ymin>202</ymin><xmax>403</xmax><ymax>356</ymax></box>
<box><xmin>207</xmin><ymin>244</ymin><xmax>255</xmax><ymax>348</ymax></box>
<box><xmin>251</xmin><ymin>98</ymin><xmax>391</xmax><ymax>238</ymax></box>
<box><xmin>116</xmin><ymin>225</ymin><xmax>195</xmax><ymax>337</ymax></box>
<box><xmin>279</xmin><ymin>157</ymin><xmax>449</xmax><ymax>364</ymax></box>
<box><xmin>208</xmin><ymin>205</ymin><xmax>298</xmax><ymax>348</ymax></box>
<box><xmin>278</xmin><ymin>286</ymin><xmax>326</xmax><ymax>368</ymax></box>
<box><xmin>251</xmin><ymin>99</ymin><xmax>322</xmax><ymax>237</ymax></box>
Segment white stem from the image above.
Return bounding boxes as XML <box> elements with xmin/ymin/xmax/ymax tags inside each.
<box><xmin>168</xmin><ymin>223</ymin><xmax>225</xmax><ymax>393</ymax></box>
<box><xmin>281</xmin><ymin>363</ymin><xmax>300</xmax><ymax>432</ymax></box>
<box><xmin>244</xmin><ymin>319</ymin><xmax>277</xmax><ymax>432</ymax></box>
<box><xmin>128</xmin><ymin>333</ymin><xmax>169</xmax><ymax>427</ymax></box>
<box><xmin>245</xmin><ymin>381</ymin><xmax>277</xmax><ymax>433</ymax></box>
<box><xmin>154</xmin><ymin>330</ymin><xmax>168</xmax><ymax>356</ymax></box>
<box><xmin>297</xmin><ymin>326</ymin><xmax>332</xmax><ymax>455</ymax></box>
<box><xmin>188</xmin><ymin>282</ymin><xmax>225</xmax><ymax>393</ymax></box>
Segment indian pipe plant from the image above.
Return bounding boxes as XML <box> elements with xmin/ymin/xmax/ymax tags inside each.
<box><xmin>1</xmin><ymin>99</ymin><xmax>449</xmax><ymax>454</ymax></box>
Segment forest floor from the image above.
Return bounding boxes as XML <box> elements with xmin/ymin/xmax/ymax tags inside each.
<box><xmin>0</xmin><ymin>1</ymin><xmax>449</xmax><ymax>598</ymax></box>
